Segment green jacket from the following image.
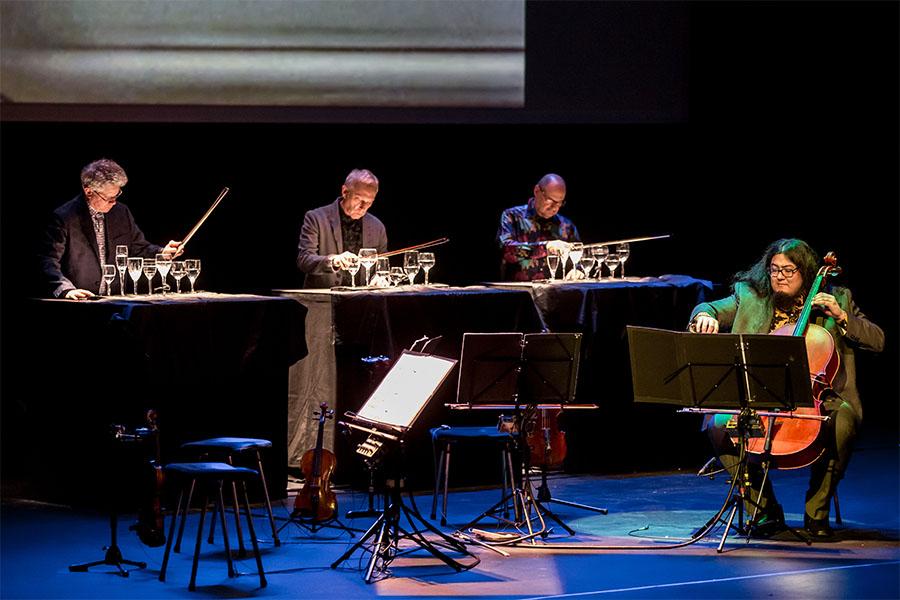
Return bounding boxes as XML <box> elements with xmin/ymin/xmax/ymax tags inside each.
<box><xmin>691</xmin><ymin>282</ymin><xmax>884</xmax><ymax>420</ymax></box>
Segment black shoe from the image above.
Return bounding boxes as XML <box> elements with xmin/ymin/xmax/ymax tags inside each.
<box><xmin>803</xmin><ymin>515</ymin><xmax>836</xmax><ymax>542</ymax></box>
<box><xmin>750</xmin><ymin>503</ymin><xmax>786</xmax><ymax>538</ymax></box>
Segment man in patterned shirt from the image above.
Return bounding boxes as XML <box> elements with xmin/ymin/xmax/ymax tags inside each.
<box><xmin>38</xmin><ymin>158</ymin><xmax>182</xmax><ymax>299</ymax></box>
<box><xmin>497</xmin><ymin>173</ymin><xmax>581</xmax><ymax>281</ymax></box>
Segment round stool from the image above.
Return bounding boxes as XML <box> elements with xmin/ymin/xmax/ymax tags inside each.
<box><xmin>174</xmin><ymin>438</ymin><xmax>279</xmax><ymax>558</ymax></box>
<box><xmin>159</xmin><ymin>462</ymin><xmax>266</xmax><ymax>591</ymax></box>
<box><xmin>430</xmin><ymin>426</ymin><xmax>517</xmax><ymax>526</ymax></box>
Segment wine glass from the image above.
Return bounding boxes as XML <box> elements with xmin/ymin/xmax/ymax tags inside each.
<box><xmin>171</xmin><ymin>260</ymin><xmax>186</xmax><ymax>293</ymax></box>
<box><xmin>617</xmin><ymin>243</ymin><xmax>631</xmax><ymax>278</ymax></box>
<box><xmin>184</xmin><ymin>259</ymin><xmax>201</xmax><ymax>293</ymax></box>
<box><xmin>155</xmin><ymin>253</ymin><xmax>172</xmax><ymax>295</ymax></box>
<box><xmin>389</xmin><ymin>266</ymin><xmax>406</xmax><ymax>287</ymax></box>
<box><xmin>592</xmin><ymin>245</ymin><xmax>609</xmax><ymax>280</ymax></box>
<box><xmin>569</xmin><ymin>242</ymin><xmax>584</xmax><ymax>275</ymax></box>
<box><xmin>358</xmin><ymin>248</ymin><xmax>377</xmax><ymax>286</ymax></box>
<box><xmin>126</xmin><ymin>257</ymin><xmax>143</xmax><ymax>295</ymax></box>
<box><xmin>102</xmin><ymin>264</ymin><xmax>118</xmax><ymax>297</ymax></box>
<box><xmin>605</xmin><ymin>252</ymin><xmax>620</xmax><ymax>279</ymax></box>
<box><xmin>115</xmin><ymin>245</ymin><xmax>128</xmax><ymax>296</ymax></box>
<box><xmin>345</xmin><ymin>254</ymin><xmax>361</xmax><ymax>288</ymax></box>
<box><xmin>547</xmin><ymin>254</ymin><xmax>560</xmax><ymax>281</ymax></box>
<box><xmin>560</xmin><ymin>244</ymin><xmax>571</xmax><ymax>278</ymax></box>
<box><xmin>403</xmin><ymin>251</ymin><xmax>419</xmax><ymax>285</ymax></box>
<box><xmin>418</xmin><ymin>252</ymin><xmax>435</xmax><ymax>285</ymax></box>
<box><xmin>579</xmin><ymin>253</ymin><xmax>596</xmax><ymax>279</ymax></box>
<box><xmin>142</xmin><ymin>258</ymin><xmax>157</xmax><ymax>296</ymax></box>
<box><xmin>375</xmin><ymin>257</ymin><xmax>390</xmax><ymax>287</ymax></box>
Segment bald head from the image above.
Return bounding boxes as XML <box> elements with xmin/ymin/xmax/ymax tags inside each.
<box><xmin>533</xmin><ymin>173</ymin><xmax>567</xmax><ymax>219</ymax></box>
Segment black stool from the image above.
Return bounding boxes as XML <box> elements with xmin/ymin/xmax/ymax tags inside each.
<box><xmin>160</xmin><ymin>462</ymin><xmax>266</xmax><ymax>591</ymax></box>
<box><xmin>430</xmin><ymin>426</ymin><xmax>516</xmax><ymax>526</ymax></box>
<box><xmin>175</xmin><ymin>437</ymin><xmax>279</xmax><ymax>556</ymax></box>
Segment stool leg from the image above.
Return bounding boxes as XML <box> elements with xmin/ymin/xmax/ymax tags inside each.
<box><xmin>207</xmin><ymin>498</ymin><xmax>218</xmax><ymax>544</ymax></box>
<box><xmin>174</xmin><ymin>478</ymin><xmax>196</xmax><ymax>553</ymax></box>
<box><xmin>505</xmin><ymin>445</ymin><xmax>520</xmax><ymax>522</ymax></box>
<box><xmin>255</xmin><ymin>450</ymin><xmax>280</xmax><ymax>546</ymax></box>
<box><xmin>240</xmin><ymin>481</ymin><xmax>267</xmax><ymax>588</ymax></box>
<box><xmin>441</xmin><ymin>444</ymin><xmax>452</xmax><ymax>526</ymax></box>
<box><xmin>226</xmin><ymin>456</ymin><xmax>247</xmax><ymax>557</ymax></box>
<box><xmin>159</xmin><ymin>489</ymin><xmax>184</xmax><ymax>582</ymax></box>
<box><xmin>833</xmin><ymin>489</ymin><xmax>842</xmax><ymax>525</ymax></box>
<box><xmin>431</xmin><ymin>445</ymin><xmax>446</xmax><ymax>520</ymax></box>
<box><xmin>216</xmin><ymin>482</ymin><xmax>236</xmax><ymax>578</ymax></box>
<box><xmin>189</xmin><ymin>493</ymin><xmax>209</xmax><ymax>591</ymax></box>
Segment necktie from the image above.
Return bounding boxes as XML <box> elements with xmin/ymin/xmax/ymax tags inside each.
<box><xmin>92</xmin><ymin>213</ymin><xmax>107</xmax><ymax>293</ymax></box>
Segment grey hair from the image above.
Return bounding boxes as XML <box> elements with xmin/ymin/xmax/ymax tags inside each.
<box><xmin>343</xmin><ymin>169</ymin><xmax>379</xmax><ymax>194</ymax></box>
<box><xmin>81</xmin><ymin>159</ymin><xmax>128</xmax><ymax>190</ymax></box>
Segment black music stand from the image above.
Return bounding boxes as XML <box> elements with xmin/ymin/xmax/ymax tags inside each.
<box><xmin>453</xmin><ymin>332</ymin><xmax>601</xmax><ymax>542</ymax></box>
<box><xmin>331</xmin><ymin>350</ymin><xmax>479</xmax><ymax>583</ymax></box>
<box><xmin>627</xmin><ymin>326</ymin><xmax>816</xmax><ymax>550</ymax></box>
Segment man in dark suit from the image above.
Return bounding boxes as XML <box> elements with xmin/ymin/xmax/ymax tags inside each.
<box><xmin>38</xmin><ymin>158</ymin><xmax>182</xmax><ymax>299</ymax></box>
<box><xmin>297</xmin><ymin>169</ymin><xmax>388</xmax><ymax>288</ymax></box>
<box><xmin>689</xmin><ymin>238</ymin><xmax>883</xmax><ymax>541</ymax></box>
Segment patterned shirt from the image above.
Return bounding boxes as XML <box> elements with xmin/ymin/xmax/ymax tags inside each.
<box><xmin>769</xmin><ymin>295</ymin><xmax>805</xmax><ymax>332</ymax></box>
<box><xmin>497</xmin><ymin>198</ymin><xmax>580</xmax><ymax>281</ymax></box>
<box><xmin>87</xmin><ymin>202</ymin><xmax>108</xmax><ymax>294</ymax></box>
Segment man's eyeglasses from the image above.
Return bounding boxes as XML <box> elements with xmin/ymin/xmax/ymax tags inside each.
<box><xmin>539</xmin><ymin>187</ymin><xmax>565</xmax><ymax>207</ymax></box>
<box><xmin>769</xmin><ymin>265</ymin><xmax>799</xmax><ymax>278</ymax></box>
<box><xmin>92</xmin><ymin>188</ymin><xmax>123</xmax><ymax>203</ymax></box>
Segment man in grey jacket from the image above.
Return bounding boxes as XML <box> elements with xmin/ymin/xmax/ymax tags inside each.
<box><xmin>297</xmin><ymin>169</ymin><xmax>388</xmax><ymax>288</ymax></box>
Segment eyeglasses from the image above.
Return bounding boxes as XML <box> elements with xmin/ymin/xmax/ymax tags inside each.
<box><xmin>769</xmin><ymin>265</ymin><xmax>799</xmax><ymax>278</ymax></box>
<box><xmin>91</xmin><ymin>187</ymin><xmax>123</xmax><ymax>203</ymax></box>
<box><xmin>539</xmin><ymin>187</ymin><xmax>565</xmax><ymax>207</ymax></box>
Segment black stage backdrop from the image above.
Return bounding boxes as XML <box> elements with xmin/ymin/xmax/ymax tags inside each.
<box><xmin>2</xmin><ymin>2</ymin><xmax>897</xmax><ymax>483</ymax></box>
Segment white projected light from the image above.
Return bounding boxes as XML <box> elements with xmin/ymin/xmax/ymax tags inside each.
<box><xmin>0</xmin><ymin>0</ymin><xmax>524</xmax><ymax>107</ymax></box>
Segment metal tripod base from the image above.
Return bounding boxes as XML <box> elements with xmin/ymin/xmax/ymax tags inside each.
<box><xmin>69</xmin><ymin>513</ymin><xmax>146</xmax><ymax>577</ymax></box>
<box><xmin>331</xmin><ymin>484</ymin><xmax>477</xmax><ymax>583</ymax></box>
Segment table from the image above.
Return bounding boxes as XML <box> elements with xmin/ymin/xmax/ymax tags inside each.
<box><xmin>486</xmin><ymin>275</ymin><xmax>714</xmax><ymax>473</ymax></box>
<box><xmin>276</xmin><ymin>286</ymin><xmax>545</xmax><ymax>487</ymax></box>
<box><xmin>12</xmin><ymin>293</ymin><xmax>307</xmax><ymax>505</ymax></box>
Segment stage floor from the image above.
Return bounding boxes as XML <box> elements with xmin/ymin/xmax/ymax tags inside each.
<box><xmin>3</xmin><ymin>437</ymin><xmax>898</xmax><ymax>599</ymax></box>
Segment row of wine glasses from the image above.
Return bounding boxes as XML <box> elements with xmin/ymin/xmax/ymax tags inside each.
<box><xmin>547</xmin><ymin>242</ymin><xmax>631</xmax><ymax>280</ymax></box>
<box><xmin>340</xmin><ymin>248</ymin><xmax>435</xmax><ymax>287</ymax></box>
<box><xmin>113</xmin><ymin>245</ymin><xmax>201</xmax><ymax>295</ymax></box>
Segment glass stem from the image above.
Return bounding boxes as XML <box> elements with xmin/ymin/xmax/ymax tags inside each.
<box><xmin>119</xmin><ymin>274</ymin><xmax>124</xmax><ymax>296</ymax></box>
<box><xmin>175</xmin><ymin>279</ymin><xmax>181</xmax><ymax>293</ymax></box>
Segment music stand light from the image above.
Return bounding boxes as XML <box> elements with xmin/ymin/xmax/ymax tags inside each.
<box><xmin>626</xmin><ymin>326</ymin><xmax>817</xmax><ymax>550</ymax></box>
<box><xmin>331</xmin><ymin>350</ymin><xmax>480</xmax><ymax>583</ymax></box>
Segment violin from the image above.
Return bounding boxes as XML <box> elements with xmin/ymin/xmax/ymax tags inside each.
<box><xmin>744</xmin><ymin>252</ymin><xmax>842</xmax><ymax>469</ymax></box>
<box><xmin>293</xmin><ymin>402</ymin><xmax>338</xmax><ymax>521</ymax></box>
<box><xmin>527</xmin><ymin>408</ymin><xmax>567</xmax><ymax>469</ymax></box>
<box><xmin>130</xmin><ymin>409</ymin><xmax>166</xmax><ymax>547</ymax></box>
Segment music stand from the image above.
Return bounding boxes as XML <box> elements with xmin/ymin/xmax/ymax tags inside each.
<box><xmin>627</xmin><ymin>326</ymin><xmax>817</xmax><ymax>550</ymax></box>
<box><xmin>330</xmin><ymin>350</ymin><xmax>479</xmax><ymax>583</ymax></box>
<box><xmin>451</xmin><ymin>332</ymin><xmax>602</xmax><ymax>543</ymax></box>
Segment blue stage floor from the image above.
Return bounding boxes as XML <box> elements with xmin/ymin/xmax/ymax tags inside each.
<box><xmin>3</xmin><ymin>438</ymin><xmax>898</xmax><ymax>599</ymax></box>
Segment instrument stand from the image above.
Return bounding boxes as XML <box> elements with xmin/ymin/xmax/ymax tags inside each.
<box><xmin>278</xmin><ymin>507</ymin><xmax>362</xmax><ymax>538</ymax></box>
<box><xmin>69</xmin><ymin>510</ymin><xmax>147</xmax><ymax>577</ymax></box>
<box><xmin>331</xmin><ymin>441</ymin><xmax>478</xmax><ymax>583</ymax></box>
<box><xmin>345</xmin><ymin>457</ymin><xmax>383</xmax><ymax>520</ymax></box>
<box><xmin>535</xmin><ymin>464</ymin><xmax>608</xmax><ymax>515</ymax></box>
<box><xmin>458</xmin><ymin>408</ymin><xmax>578</xmax><ymax>541</ymax></box>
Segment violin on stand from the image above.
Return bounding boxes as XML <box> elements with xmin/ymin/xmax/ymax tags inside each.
<box><xmin>130</xmin><ymin>409</ymin><xmax>166</xmax><ymax>547</ymax></box>
<box><xmin>293</xmin><ymin>402</ymin><xmax>338</xmax><ymax>522</ymax></box>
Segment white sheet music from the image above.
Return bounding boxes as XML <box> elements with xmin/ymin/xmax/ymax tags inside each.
<box><xmin>356</xmin><ymin>352</ymin><xmax>457</xmax><ymax>429</ymax></box>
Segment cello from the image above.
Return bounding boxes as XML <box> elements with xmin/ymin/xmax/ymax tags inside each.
<box><xmin>527</xmin><ymin>408</ymin><xmax>567</xmax><ymax>470</ymax></box>
<box><xmin>293</xmin><ymin>402</ymin><xmax>338</xmax><ymax>521</ymax></box>
<box><xmin>744</xmin><ymin>252</ymin><xmax>842</xmax><ymax>469</ymax></box>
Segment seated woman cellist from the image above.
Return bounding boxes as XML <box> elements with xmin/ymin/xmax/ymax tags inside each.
<box><xmin>689</xmin><ymin>239</ymin><xmax>883</xmax><ymax>541</ymax></box>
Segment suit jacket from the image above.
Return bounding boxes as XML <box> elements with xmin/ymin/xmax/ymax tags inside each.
<box><xmin>296</xmin><ymin>198</ymin><xmax>388</xmax><ymax>288</ymax></box>
<box><xmin>38</xmin><ymin>195</ymin><xmax>162</xmax><ymax>297</ymax></box>
<box><xmin>691</xmin><ymin>282</ymin><xmax>884</xmax><ymax>421</ymax></box>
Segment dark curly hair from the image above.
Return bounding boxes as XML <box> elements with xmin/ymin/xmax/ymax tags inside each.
<box><xmin>733</xmin><ymin>238</ymin><xmax>820</xmax><ymax>297</ymax></box>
